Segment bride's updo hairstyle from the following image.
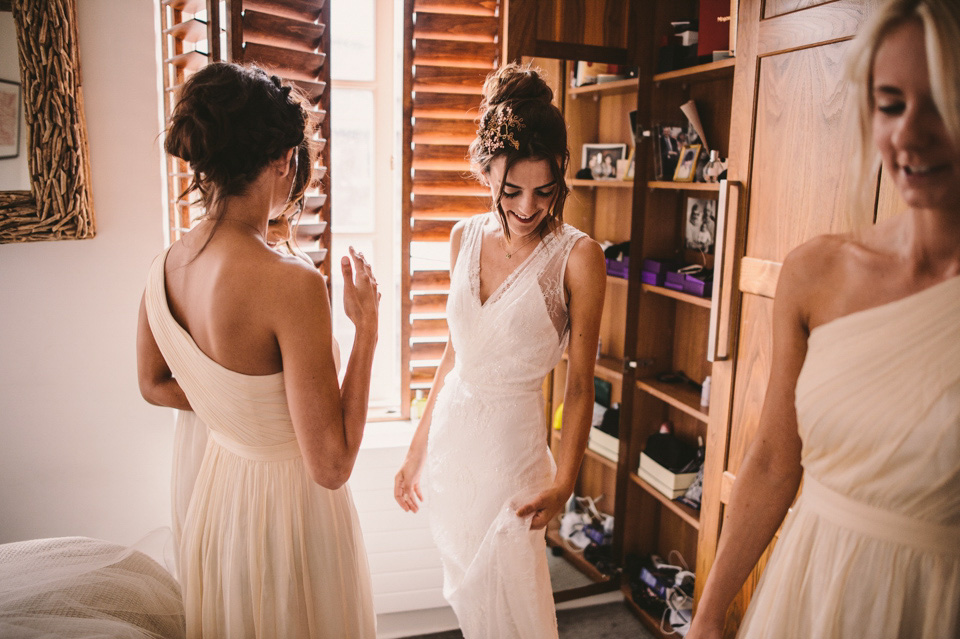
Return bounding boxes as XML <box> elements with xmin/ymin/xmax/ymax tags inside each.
<box><xmin>165</xmin><ymin>62</ymin><xmax>316</xmax><ymax>225</ymax></box>
<box><xmin>469</xmin><ymin>63</ymin><xmax>569</xmax><ymax>239</ymax></box>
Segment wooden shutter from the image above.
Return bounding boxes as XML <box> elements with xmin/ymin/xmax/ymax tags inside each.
<box><xmin>159</xmin><ymin>0</ymin><xmax>331</xmax><ymax>276</ymax></box>
<box><xmin>401</xmin><ymin>0</ymin><xmax>502</xmax><ymax>414</ymax></box>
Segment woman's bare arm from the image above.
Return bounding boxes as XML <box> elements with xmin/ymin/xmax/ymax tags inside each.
<box><xmin>687</xmin><ymin>247</ymin><xmax>815</xmax><ymax>638</ymax></box>
<box><xmin>517</xmin><ymin>236</ymin><xmax>606</xmax><ymax>529</ymax></box>
<box><xmin>137</xmin><ymin>293</ymin><xmax>191</xmax><ymax>411</ymax></box>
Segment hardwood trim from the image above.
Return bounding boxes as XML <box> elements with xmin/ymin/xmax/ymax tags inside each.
<box><xmin>401</xmin><ymin>0</ymin><xmax>415</xmax><ymax>417</ymax></box>
<box><xmin>738</xmin><ymin>257</ymin><xmax>781</xmax><ymax>299</ymax></box>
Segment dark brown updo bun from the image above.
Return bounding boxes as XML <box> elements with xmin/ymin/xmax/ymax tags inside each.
<box><xmin>469</xmin><ymin>63</ymin><xmax>569</xmax><ymax>239</ymax></box>
<box><xmin>165</xmin><ymin>62</ymin><xmax>316</xmax><ymax>221</ymax></box>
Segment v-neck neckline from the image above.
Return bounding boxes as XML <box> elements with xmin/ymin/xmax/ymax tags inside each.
<box><xmin>474</xmin><ymin>215</ymin><xmax>549</xmax><ymax>308</ymax></box>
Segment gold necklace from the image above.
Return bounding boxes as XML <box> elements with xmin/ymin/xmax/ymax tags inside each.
<box><xmin>502</xmin><ymin>230</ymin><xmax>540</xmax><ymax>259</ymax></box>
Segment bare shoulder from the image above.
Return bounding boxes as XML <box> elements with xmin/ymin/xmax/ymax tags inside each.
<box><xmin>266</xmin><ymin>251</ymin><xmax>328</xmax><ymax>312</ymax></box>
<box><xmin>564</xmin><ymin>235</ymin><xmax>606</xmax><ymax>298</ymax></box>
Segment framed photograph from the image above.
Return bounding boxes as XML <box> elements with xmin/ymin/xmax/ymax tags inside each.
<box><xmin>653</xmin><ymin>123</ymin><xmax>685</xmax><ymax>180</ymax></box>
<box><xmin>582</xmin><ymin>143</ymin><xmax>627</xmax><ymax>180</ymax></box>
<box><xmin>0</xmin><ymin>79</ymin><xmax>22</xmax><ymax>160</ymax></box>
<box><xmin>684</xmin><ymin>196</ymin><xmax>718</xmax><ymax>253</ymax></box>
<box><xmin>673</xmin><ymin>143</ymin><xmax>701</xmax><ymax>182</ymax></box>
<box><xmin>620</xmin><ymin>146</ymin><xmax>635</xmax><ymax>181</ymax></box>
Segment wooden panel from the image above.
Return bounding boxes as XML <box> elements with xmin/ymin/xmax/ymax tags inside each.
<box><xmin>413</xmin><ymin>66</ymin><xmax>488</xmax><ymax>94</ymax></box>
<box><xmin>413</xmin><ymin>92</ymin><xmax>482</xmax><ymax>119</ymax></box>
<box><xmin>745</xmin><ymin>42</ymin><xmax>859</xmax><ymax>262</ymax></box>
<box><xmin>410</xmin><ymin>270</ymin><xmax>451</xmax><ymax>291</ymax></box>
<box><xmin>757</xmin><ymin>0</ymin><xmax>877</xmax><ymax>55</ymax></box>
<box><xmin>764</xmin><ymin>0</ymin><xmax>836</xmax><ymax>19</ymax></box>
<box><xmin>413</xmin><ymin>13</ymin><xmax>499</xmax><ymax>42</ymax></box>
<box><xmin>414</xmin><ymin>39</ymin><xmax>499</xmax><ymax>68</ymax></box>
<box><xmin>874</xmin><ymin>164</ymin><xmax>904</xmax><ymax>224</ymax></box>
<box><xmin>738</xmin><ymin>257</ymin><xmax>781</xmax><ymax>299</ymax></box>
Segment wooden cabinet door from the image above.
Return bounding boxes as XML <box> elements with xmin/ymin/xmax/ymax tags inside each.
<box><xmin>696</xmin><ymin>0</ymin><xmax>884</xmax><ymax>634</ymax></box>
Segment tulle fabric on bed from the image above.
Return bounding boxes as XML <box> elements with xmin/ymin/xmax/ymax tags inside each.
<box><xmin>0</xmin><ymin>536</ymin><xmax>185</xmax><ymax>639</ymax></box>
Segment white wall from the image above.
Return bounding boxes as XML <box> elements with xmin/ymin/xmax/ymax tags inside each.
<box><xmin>0</xmin><ymin>1</ymin><xmax>172</xmax><ymax>547</ymax></box>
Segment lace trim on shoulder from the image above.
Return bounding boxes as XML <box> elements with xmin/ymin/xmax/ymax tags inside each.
<box><xmin>539</xmin><ymin>225</ymin><xmax>589</xmax><ymax>342</ymax></box>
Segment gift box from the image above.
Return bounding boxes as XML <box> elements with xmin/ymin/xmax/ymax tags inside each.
<box><xmin>641</xmin><ymin>270</ymin><xmax>665</xmax><ymax>286</ymax></box>
<box><xmin>641</xmin><ymin>258</ymin><xmax>681</xmax><ymax>274</ymax></box>
<box><xmin>638</xmin><ymin>452</ymin><xmax>699</xmax><ymax>499</ymax></box>
<box><xmin>664</xmin><ymin>270</ymin><xmax>686</xmax><ymax>292</ymax></box>
<box><xmin>683</xmin><ymin>273</ymin><xmax>713</xmax><ymax>297</ymax></box>
<box><xmin>606</xmin><ymin>256</ymin><xmax>630</xmax><ymax>279</ymax></box>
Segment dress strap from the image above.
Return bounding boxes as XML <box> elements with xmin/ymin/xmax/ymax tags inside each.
<box><xmin>802</xmin><ymin>474</ymin><xmax>960</xmax><ymax>556</ymax></box>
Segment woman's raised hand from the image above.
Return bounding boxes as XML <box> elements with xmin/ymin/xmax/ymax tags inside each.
<box><xmin>341</xmin><ymin>247</ymin><xmax>380</xmax><ymax>337</ymax></box>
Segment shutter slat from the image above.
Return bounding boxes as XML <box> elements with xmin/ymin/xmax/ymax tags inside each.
<box><xmin>242</xmin><ymin>9</ymin><xmax>325</xmax><ymax>50</ymax></box>
<box><xmin>411</xmin><ymin>169</ymin><xmax>485</xmax><ymax>196</ymax></box>
<box><xmin>411</xmin><ymin>341</ymin><xmax>447</xmax><ymax>361</ymax></box>
<box><xmin>412</xmin><ymin>319</ymin><xmax>449</xmax><ymax>338</ymax></box>
<box><xmin>411</xmin><ymin>270</ymin><xmax>451</xmax><ymax>291</ymax></box>
<box><xmin>413</xmin><ymin>13</ymin><xmax>498</xmax><ymax>42</ymax></box>
<box><xmin>162</xmin><ymin>0</ymin><xmax>205</xmax><ymax>13</ymax></box>
<box><xmin>412</xmin><ymin>219</ymin><xmax>457</xmax><ymax>242</ymax></box>
<box><xmin>413</xmin><ymin>66</ymin><xmax>487</xmax><ymax>94</ymax></box>
<box><xmin>413</xmin><ymin>0</ymin><xmax>497</xmax><ymax>16</ymax></box>
<box><xmin>413</xmin><ymin>39</ymin><xmax>498</xmax><ymax>69</ymax></box>
<box><xmin>243</xmin><ymin>0</ymin><xmax>324</xmax><ymax>22</ymax></box>
<box><xmin>412</xmin><ymin>144</ymin><xmax>471</xmax><ymax>171</ymax></box>
<box><xmin>411</xmin><ymin>366</ymin><xmax>439</xmax><ymax>385</ymax></box>
<box><xmin>163</xmin><ymin>18</ymin><xmax>207</xmax><ymax>42</ymax></box>
<box><xmin>411</xmin><ymin>294</ymin><xmax>448</xmax><ymax>314</ymax></box>
<box><xmin>412</xmin><ymin>194</ymin><xmax>487</xmax><ymax>218</ymax></box>
<box><xmin>243</xmin><ymin>42</ymin><xmax>325</xmax><ymax>82</ymax></box>
<box><xmin>412</xmin><ymin>118</ymin><xmax>477</xmax><ymax>145</ymax></box>
<box><xmin>165</xmin><ymin>50</ymin><xmax>208</xmax><ymax>71</ymax></box>
<box><xmin>413</xmin><ymin>92</ymin><xmax>480</xmax><ymax>119</ymax></box>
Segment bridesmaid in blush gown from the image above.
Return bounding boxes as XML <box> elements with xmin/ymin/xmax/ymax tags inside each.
<box><xmin>137</xmin><ymin>62</ymin><xmax>379</xmax><ymax>638</ymax></box>
<box><xmin>688</xmin><ymin>1</ymin><xmax>960</xmax><ymax>637</ymax></box>
<box><xmin>394</xmin><ymin>64</ymin><xmax>608</xmax><ymax>638</ymax></box>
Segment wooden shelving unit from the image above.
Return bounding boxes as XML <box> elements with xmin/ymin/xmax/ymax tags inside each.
<box><xmin>641</xmin><ymin>283</ymin><xmax>712</xmax><ymax>308</ymax></box>
<box><xmin>570</xmin><ymin>178</ymin><xmax>635</xmax><ymax>189</ymax></box>
<box><xmin>629</xmin><ymin>472</ymin><xmax>701</xmax><ymax>529</ymax></box>
<box><xmin>652</xmin><ymin>58</ymin><xmax>736</xmax><ymax>83</ymax></box>
<box><xmin>568</xmin><ymin>77</ymin><xmax>639</xmax><ymax>96</ymax></box>
<box><xmin>647</xmin><ymin>181</ymin><xmax>722</xmax><ymax>192</ymax></box>
<box><xmin>636</xmin><ymin>378</ymin><xmax>709</xmax><ymax>424</ymax></box>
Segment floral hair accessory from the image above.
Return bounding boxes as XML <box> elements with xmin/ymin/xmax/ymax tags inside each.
<box><xmin>477</xmin><ymin>105</ymin><xmax>525</xmax><ymax>154</ymax></box>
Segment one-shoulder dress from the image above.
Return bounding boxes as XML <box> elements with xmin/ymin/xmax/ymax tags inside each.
<box><xmin>145</xmin><ymin>247</ymin><xmax>375</xmax><ymax>639</ymax></box>
<box><xmin>737</xmin><ymin>275</ymin><xmax>960</xmax><ymax>638</ymax></box>
<box><xmin>425</xmin><ymin>213</ymin><xmax>587</xmax><ymax>639</ymax></box>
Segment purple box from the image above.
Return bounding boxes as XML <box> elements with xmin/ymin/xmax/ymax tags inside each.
<box><xmin>683</xmin><ymin>274</ymin><xmax>713</xmax><ymax>297</ymax></box>
<box><xmin>641</xmin><ymin>270</ymin><xmax>665</xmax><ymax>286</ymax></box>
<box><xmin>664</xmin><ymin>270</ymin><xmax>686</xmax><ymax>291</ymax></box>
<box><xmin>641</xmin><ymin>258</ymin><xmax>681</xmax><ymax>274</ymax></box>
<box><xmin>606</xmin><ymin>256</ymin><xmax>629</xmax><ymax>279</ymax></box>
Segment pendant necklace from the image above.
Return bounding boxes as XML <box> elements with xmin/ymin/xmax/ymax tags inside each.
<box><xmin>502</xmin><ymin>231</ymin><xmax>539</xmax><ymax>259</ymax></box>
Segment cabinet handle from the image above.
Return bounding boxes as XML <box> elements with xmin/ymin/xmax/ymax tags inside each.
<box><xmin>708</xmin><ymin>179</ymin><xmax>736</xmax><ymax>362</ymax></box>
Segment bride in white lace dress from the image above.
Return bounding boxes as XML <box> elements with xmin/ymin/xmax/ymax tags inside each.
<box><xmin>395</xmin><ymin>64</ymin><xmax>607</xmax><ymax>638</ymax></box>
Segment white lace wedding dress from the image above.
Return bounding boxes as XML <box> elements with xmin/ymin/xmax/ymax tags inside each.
<box><xmin>426</xmin><ymin>212</ymin><xmax>587</xmax><ymax>639</ymax></box>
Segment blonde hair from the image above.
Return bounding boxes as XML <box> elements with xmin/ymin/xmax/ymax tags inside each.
<box><xmin>845</xmin><ymin>0</ymin><xmax>960</xmax><ymax>216</ymax></box>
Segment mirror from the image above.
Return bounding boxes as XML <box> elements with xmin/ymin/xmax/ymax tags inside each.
<box><xmin>0</xmin><ymin>0</ymin><xmax>95</xmax><ymax>243</ymax></box>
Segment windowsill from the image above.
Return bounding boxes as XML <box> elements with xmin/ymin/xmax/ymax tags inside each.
<box><xmin>360</xmin><ymin>418</ymin><xmax>417</xmax><ymax>450</ymax></box>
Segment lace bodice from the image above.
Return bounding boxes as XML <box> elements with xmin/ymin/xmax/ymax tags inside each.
<box><xmin>447</xmin><ymin>213</ymin><xmax>586</xmax><ymax>393</ymax></box>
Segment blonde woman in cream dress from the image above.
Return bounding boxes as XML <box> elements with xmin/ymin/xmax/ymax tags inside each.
<box><xmin>688</xmin><ymin>1</ymin><xmax>960</xmax><ymax>637</ymax></box>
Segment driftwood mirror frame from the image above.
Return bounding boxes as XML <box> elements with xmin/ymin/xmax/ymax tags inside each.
<box><xmin>0</xmin><ymin>0</ymin><xmax>95</xmax><ymax>243</ymax></box>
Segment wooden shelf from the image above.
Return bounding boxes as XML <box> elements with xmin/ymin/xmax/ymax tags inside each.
<box><xmin>629</xmin><ymin>472</ymin><xmax>701</xmax><ymax>529</ymax></box>
<box><xmin>584</xmin><ymin>445</ymin><xmax>618</xmax><ymax>470</ymax></box>
<box><xmin>569</xmin><ymin>77</ymin><xmax>639</xmax><ymax>95</ymax></box>
<box><xmin>636</xmin><ymin>377</ymin><xmax>709</xmax><ymax>423</ymax></box>
<box><xmin>622</xmin><ymin>585</ymin><xmax>674</xmax><ymax>639</ymax></box>
<box><xmin>647</xmin><ymin>181</ymin><xmax>721</xmax><ymax>192</ymax></box>
<box><xmin>545</xmin><ymin>527</ymin><xmax>614</xmax><ymax>585</ymax></box>
<box><xmin>606</xmin><ymin>274</ymin><xmax>629</xmax><ymax>287</ymax></box>
<box><xmin>570</xmin><ymin>178</ymin><xmax>635</xmax><ymax>189</ymax></box>
<box><xmin>563</xmin><ymin>352</ymin><xmax>625</xmax><ymax>381</ymax></box>
<box><xmin>641</xmin><ymin>283</ymin><xmax>712</xmax><ymax>308</ymax></box>
<box><xmin>653</xmin><ymin>58</ymin><xmax>735</xmax><ymax>83</ymax></box>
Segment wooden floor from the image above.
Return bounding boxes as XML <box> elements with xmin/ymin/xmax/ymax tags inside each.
<box><xmin>403</xmin><ymin>601</ymin><xmax>655</xmax><ymax>639</ymax></box>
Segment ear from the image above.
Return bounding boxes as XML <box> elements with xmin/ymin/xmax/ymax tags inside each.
<box><xmin>275</xmin><ymin>147</ymin><xmax>296</xmax><ymax>177</ymax></box>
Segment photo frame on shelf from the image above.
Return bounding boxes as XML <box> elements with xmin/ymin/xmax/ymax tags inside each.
<box><xmin>684</xmin><ymin>195</ymin><xmax>718</xmax><ymax>253</ymax></box>
<box><xmin>0</xmin><ymin>79</ymin><xmax>21</xmax><ymax>160</ymax></box>
<box><xmin>582</xmin><ymin>143</ymin><xmax>627</xmax><ymax>180</ymax></box>
<box><xmin>620</xmin><ymin>146</ymin><xmax>635</xmax><ymax>181</ymax></box>
<box><xmin>653</xmin><ymin>123</ymin><xmax>685</xmax><ymax>180</ymax></box>
<box><xmin>673</xmin><ymin>143</ymin><xmax>701</xmax><ymax>182</ymax></box>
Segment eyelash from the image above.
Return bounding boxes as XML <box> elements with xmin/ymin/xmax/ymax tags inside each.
<box><xmin>877</xmin><ymin>103</ymin><xmax>904</xmax><ymax>115</ymax></box>
<box><xmin>502</xmin><ymin>189</ymin><xmax>555</xmax><ymax>199</ymax></box>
